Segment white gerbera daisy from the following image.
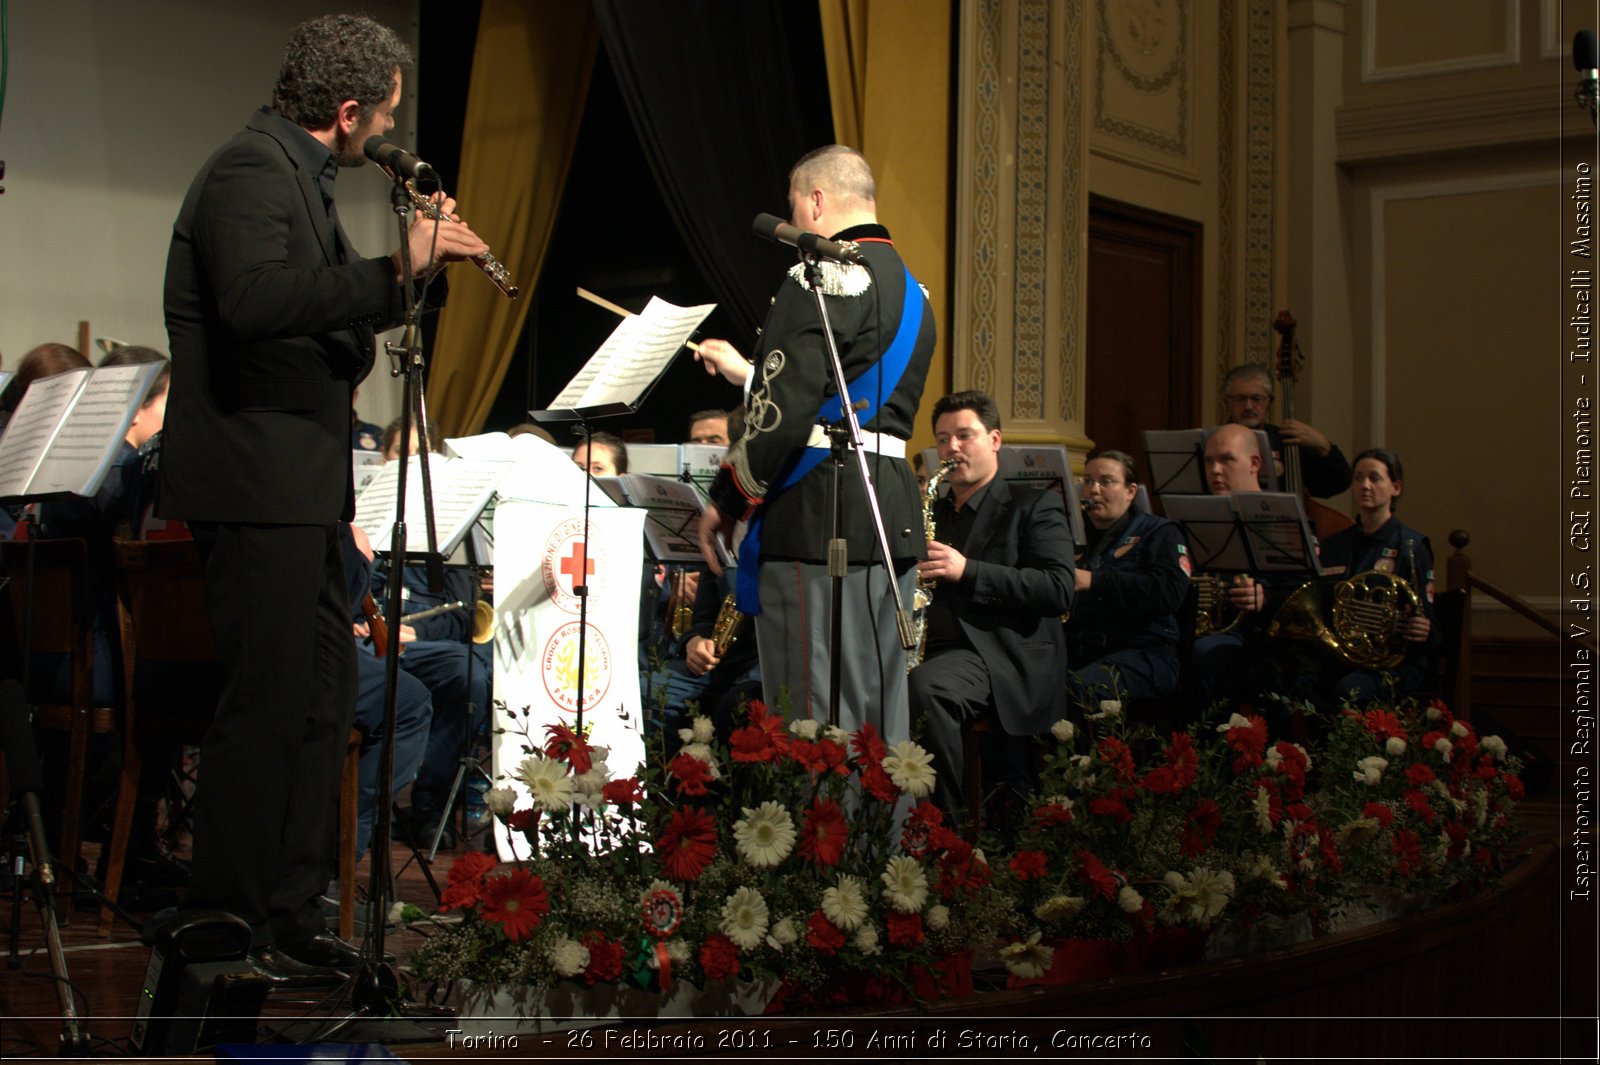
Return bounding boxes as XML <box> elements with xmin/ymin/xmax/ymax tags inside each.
<box><xmin>1000</xmin><ymin>931</ymin><xmax>1053</xmax><ymax>978</ymax></box>
<box><xmin>1033</xmin><ymin>894</ymin><xmax>1086</xmax><ymax>922</ymax></box>
<box><xmin>880</xmin><ymin>855</ymin><xmax>929</xmax><ymax>913</ymax></box>
<box><xmin>719</xmin><ymin>886</ymin><xmax>770</xmax><ymax>951</ymax></box>
<box><xmin>821</xmin><ymin>874</ymin><xmax>868</xmax><ymax>931</ymax></box>
<box><xmin>733</xmin><ymin>802</ymin><xmax>796</xmax><ymax>868</ymax></box>
<box><xmin>882</xmin><ymin>740</ymin><xmax>936</xmax><ymax>798</ymax></box>
<box><xmin>516</xmin><ymin>754</ymin><xmax>574</xmax><ymax>812</ymax></box>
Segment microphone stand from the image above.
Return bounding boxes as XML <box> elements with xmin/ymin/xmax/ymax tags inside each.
<box><xmin>797</xmin><ymin>252</ymin><xmax>914</xmax><ymax>729</ymax></box>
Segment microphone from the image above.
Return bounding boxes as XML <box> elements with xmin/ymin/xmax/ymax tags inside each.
<box><xmin>752</xmin><ymin>212</ymin><xmax>865</xmax><ymax>265</ymax></box>
<box><xmin>1574</xmin><ymin>30</ymin><xmax>1597</xmax><ymax>118</ymax></box>
<box><xmin>363</xmin><ymin>136</ymin><xmax>441</xmax><ymax>194</ymax></box>
<box><xmin>0</xmin><ymin>679</ymin><xmax>53</xmax><ymax>890</ymax></box>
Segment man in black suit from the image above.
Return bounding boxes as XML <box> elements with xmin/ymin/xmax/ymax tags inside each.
<box><xmin>910</xmin><ymin>390</ymin><xmax>1074</xmax><ymax>823</ymax></box>
<box><xmin>160</xmin><ymin>13</ymin><xmax>485</xmax><ymax>982</ymax></box>
<box><xmin>697</xmin><ymin>146</ymin><xmax>935</xmax><ymax>743</ymax></box>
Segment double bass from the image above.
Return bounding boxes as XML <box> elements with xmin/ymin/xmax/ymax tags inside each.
<box><xmin>1271</xmin><ymin>311</ymin><xmax>1353</xmax><ymax>542</ymax></box>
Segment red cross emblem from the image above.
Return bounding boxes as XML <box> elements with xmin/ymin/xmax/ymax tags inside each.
<box><xmin>560</xmin><ymin>541</ymin><xmax>594</xmax><ymax>590</ymax></box>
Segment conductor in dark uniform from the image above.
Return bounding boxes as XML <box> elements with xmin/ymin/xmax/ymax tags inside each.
<box><xmin>159</xmin><ymin>13</ymin><xmax>485</xmax><ymax>980</ymax></box>
<box><xmin>697</xmin><ymin>145</ymin><xmax>935</xmax><ymax>742</ymax></box>
<box><xmin>910</xmin><ymin>391</ymin><xmax>1074</xmax><ymax>822</ymax></box>
<box><xmin>1067</xmin><ymin>449</ymin><xmax>1189</xmax><ymax>707</ymax></box>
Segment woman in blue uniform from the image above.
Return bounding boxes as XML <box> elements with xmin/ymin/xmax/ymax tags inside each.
<box><xmin>1066</xmin><ymin>450</ymin><xmax>1190</xmax><ymax>708</ymax></box>
<box><xmin>1301</xmin><ymin>447</ymin><xmax>1435</xmax><ymax>705</ymax></box>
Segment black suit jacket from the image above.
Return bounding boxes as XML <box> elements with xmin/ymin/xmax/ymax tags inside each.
<box><xmin>944</xmin><ymin>480</ymin><xmax>1075</xmax><ymax>735</ymax></box>
<box><xmin>161</xmin><ymin>108</ymin><xmax>405</xmax><ymax>525</ymax></box>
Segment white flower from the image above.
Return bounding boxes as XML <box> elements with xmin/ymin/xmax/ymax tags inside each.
<box><xmin>883</xmin><ymin>740</ymin><xmax>937</xmax><ymax>798</ymax></box>
<box><xmin>1472</xmin><ymin>789</ymin><xmax>1489</xmax><ymax>828</ymax></box>
<box><xmin>1294</xmin><ymin>743</ymin><xmax>1312</xmax><ymax>771</ymax></box>
<box><xmin>1265</xmin><ymin>745</ymin><xmax>1282</xmax><ymax>768</ymax></box>
<box><xmin>1247</xmin><ymin>857</ymin><xmax>1288</xmax><ymax>891</ymax></box>
<box><xmin>880</xmin><ymin>856</ymin><xmax>930</xmax><ymax>913</ymax></box>
<box><xmin>548</xmin><ymin>937</ymin><xmax>590</xmax><ymax>978</ymax></box>
<box><xmin>821</xmin><ymin>875</ymin><xmax>869</xmax><ymax>931</ymax></box>
<box><xmin>678</xmin><ymin>716</ymin><xmax>715</xmax><ymax>745</ymax></box>
<box><xmin>1117</xmin><ymin>885</ymin><xmax>1145</xmax><ymax>913</ymax></box>
<box><xmin>1253</xmin><ymin>785</ymin><xmax>1274</xmax><ymax>834</ymax></box>
<box><xmin>1000</xmin><ymin>931</ymin><xmax>1053</xmax><ymax>978</ymax></box>
<box><xmin>1482</xmin><ymin>735</ymin><xmax>1509</xmax><ymax>761</ymax></box>
<box><xmin>925</xmin><ymin>904</ymin><xmax>950</xmax><ymax>931</ymax></box>
<box><xmin>484</xmin><ymin>785</ymin><xmax>518</xmax><ymax>817</ymax></box>
<box><xmin>1385</xmin><ymin>736</ymin><xmax>1407</xmax><ymax>757</ymax></box>
<box><xmin>1432</xmin><ymin>737</ymin><xmax>1453</xmax><ymax>761</ymax></box>
<box><xmin>573</xmin><ymin>759</ymin><xmax>611</xmax><ymax>797</ymax></box>
<box><xmin>679</xmin><ymin>742</ymin><xmax>722</xmax><ymax>780</ymax></box>
<box><xmin>1353</xmin><ymin>755</ymin><xmax>1389</xmax><ymax>787</ymax></box>
<box><xmin>766</xmin><ymin>916</ymin><xmax>798</xmax><ymax>950</ymax></box>
<box><xmin>719</xmin><ymin>887</ymin><xmax>770</xmax><ymax>951</ymax></box>
<box><xmin>1450</xmin><ymin>721</ymin><xmax>1468</xmax><ymax>738</ymax></box>
<box><xmin>1425</xmin><ymin>704</ymin><xmax>1443</xmax><ymax>722</ymax></box>
<box><xmin>516</xmin><ymin>754</ymin><xmax>574</xmax><ymax>811</ymax></box>
<box><xmin>733</xmin><ymin>802</ymin><xmax>796</xmax><ymax>867</ymax></box>
<box><xmin>1217</xmin><ymin>712</ymin><xmax>1252</xmax><ymax>733</ymax></box>
<box><xmin>1033</xmin><ymin>895</ymin><xmax>1086</xmax><ymax>922</ymax></box>
<box><xmin>788</xmin><ymin>718</ymin><xmax>820</xmax><ymax>740</ymax></box>
<box><xmin>647</xmin><ymin>938</ymin><xmax>692</xmax><ymax>970</ymax></box>
<box><xmin>825</xmin><ymin>725</ymin><xmax>851</xmax><ymax>747</ymax></box>
<box><xmin>1074</xmin><ymin>754</ymin><xmax>1094</xmax><ymax>771</ymax></box>
<box><xmin>853</xmin><ymin>923</ymin><xmax>882</xmax><ymax>956</ymax></box>
<box><xmin>1162</xmin><ymin>868</ymin><xmax>1235</xmax><ymax>925</ymax></box>
<box><xmin>1050</xmin><ymin>718</ymin><xmax>1076</xmax><ymax>743</ymax></box>
<box><xmin>1087</xmin><ymin>699</ymin><xmax>1122</xmax><ymax>721</ymax></box>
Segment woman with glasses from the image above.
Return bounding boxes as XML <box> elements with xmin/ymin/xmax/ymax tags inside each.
<box><xmin>1064</xmin><ymin>450</ymin><xmax>1191</xmax><ymax>710</ymax></box>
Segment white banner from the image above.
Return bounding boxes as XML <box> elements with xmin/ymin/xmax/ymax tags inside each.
<box><xmin>489</xmin><ymin>499</ymin><xmax>647</xmax><ymax>859</ymax></box>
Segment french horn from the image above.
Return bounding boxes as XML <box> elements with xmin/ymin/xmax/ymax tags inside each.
<box><xmin>1267</xmin><ymin>569</ymin><xmax>1421</xmax><ymax>670</ymax></box>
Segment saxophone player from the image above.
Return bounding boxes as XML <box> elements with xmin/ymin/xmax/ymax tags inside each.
<box><xmin>910</xmin><ymin>391</ymin><xmax>1075</xmax><ymax>827</ymax></box>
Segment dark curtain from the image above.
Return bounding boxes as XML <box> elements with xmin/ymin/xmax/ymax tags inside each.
<box><xmin>592</xmin><ymin>0</ymin><xmax>829</xmax><ymax>347</ymax></box>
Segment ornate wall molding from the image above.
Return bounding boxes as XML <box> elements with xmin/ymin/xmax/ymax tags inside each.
<box><xmin>1242</xmin><ymin>0</ymin><xmax>1276</xmax><ymax>369</ymax></box>
<box><xmin>1092</xmin><ymin>0</ymin><xmax>1192</xmax><ymax>169</ymax></box>
<box><xmin>1216</xmin><ymin>0</ymin><xmax>1235</xmax><ymax>386</ymax></box>
<box><xmin>1359</xmin><ymin>0</ymin><xmax>1518</xmax><ymax>83</ymax></box>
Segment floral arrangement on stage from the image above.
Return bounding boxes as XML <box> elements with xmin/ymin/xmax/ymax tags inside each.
<box><xmin>412</xmin><ymin>701</ymin><xmax>1005</xmax><ymax>1009</ymax></box>
<box><xmin>411</xmin><ymin>692</ymin><xmax>1526</xmax><ymax>1006</ymax></box>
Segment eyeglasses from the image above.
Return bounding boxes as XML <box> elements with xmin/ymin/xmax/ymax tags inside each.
<box><xmin>1226</xmin><ymin>392</ymin><xmax>1271</xmax><ymax>406</ymax></box>
<box><xmin>1084</xmin><ymin>477</ymin><xmax>1126</xmax><ymax>490</ymax></box>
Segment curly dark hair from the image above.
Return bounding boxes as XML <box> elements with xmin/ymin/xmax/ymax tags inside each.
<box><xmin>272</xmin><ymin>14</ymin><xmax>412</xmax><ymax>129</ymax></box>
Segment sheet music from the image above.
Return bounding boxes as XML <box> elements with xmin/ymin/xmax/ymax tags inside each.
<box><xmin>0</xmin><ymin>370</ymin><xmax>87</xmax><ymax>497</ymax></box>
<box><xmin>30</xmin><ymin>364</ymin><xmax>159</xmax><ymax>496</ymax></box>
<box><xmin>1161</xmin><ymin>494</ymin><xmax>1255</xmax><ymax>572</ymax></box>
<box><xmin>1144</xmin><ymin>429</ymin><xmax>1208</xmax><ymax>496</ymax></box>
<box><xmin>1230</xmin><ymin>491</ymin><xmax>1322</xmax><ymax>574</ymax></box>
<box><xmin>354</xmin><ymin>455</ymin><xmax>511</xmax><ymax>556</ymax></box>
<box><xmin>616</xmin><ymin>474</ymin><xmax>708</xmax><ymax>563</ymax></box>
<box><xmin>679</xmin><ymin>443</ymin><xmax>725</xmax><ymax>499</ymax></box>
<box><xmin>547</xmin><ymin>297</ymin><xmax>715</xmax><ymax>412</ymax></box>
<box><xmin>999</xmin><ymin>445</ymin><xmax>1084</xmax><ymax>546</ymax></box>
<box><xmin>353</xmin><ymin>449</ymin><xmax>386</xmax><ymax>495</ymax></box>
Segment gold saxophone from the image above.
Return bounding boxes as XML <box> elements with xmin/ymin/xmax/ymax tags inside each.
<box><xmin>669</xmin><ymin>568</ymin><xmax>694</xmax><ymax>639</ymax></box>
<box><xmin>378</xmin><ymin>165</ymin><xmax>520</xmax><ymax>298</ymax></box>
<box><xmin>906</xmin><ymin>457</ymin><xmax>959</xmax><ymax>670</ymax></box>
<box><xmin>712</xmin><ymin>594</ymin><xmax>743</xmax><ymax>656</ymax></box>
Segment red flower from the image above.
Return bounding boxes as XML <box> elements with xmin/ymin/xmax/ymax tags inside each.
<box><xmin>480</xmin><ymin>868</ymin><xmax>549</xmax><ymax>942</ymax></box>
<box><xmin>1444</xmin><ymin>822</ymin><xmax>1469</xmax><ymax>858</ymax></box>
<box><xmin>1008</xmin><ymin>849</ymin><xmax>1049</xmax><ymax>880</ymax></box>
<box><xmin>799</xmin><ymin>798</ymin><xmax>849</xmax><ymax>866</ymax></box>
<box><xmin>851</xmin><ymin>722</ymin><xmax>888</xmax><ymax>767</ymax></box>
<box><xmin>543</xmin><ymin>722</ymin><xmax>593</xmax><ymax>775</ymax></box>
<box><xmin>885</xmin><ymin>911</ymin><xmax>924</xmax><ymax>948</ymax></box>
<box><xmin>602</xmin><ymin>777</ymin><xmax>644</xmax><ymax>806</ymax></box>
<box><xmin>668</xmin><ymin>752</ymin><xmax>714</xmax><ymax>796</ymax></box>
<box><xmin>792</xmin><ymin>737</ymin><xmax>849</xmax><ymax>777</ymax></box>
<box><xmin>1403</xmin><ymin>788</ymin><xmax>1435</xmax><ymax>825</ymax></box>
<box><xmin>1142</xmin><ymin>732</ymin><xmax>1199</xmax><ymax>794</ymax></box>
<box><xmin>1032</xmin><ymin>802</ymin><xmax>1074</xmax><ymax>828</ymax></box>
<box><xmin>729</xmin><ymin>702</ymin><xmax>787</xmax><ymax>763</ymax></box>
<box><xmin>1359</xmin><ymin>708</ymin><xmax>1406</xmax><ymax>741</ymax></box>
<box><xmin>699</xmin><ymin>933</ymin><xmax>741</xmax><ymax>981</ymax></box>
<box><xmin>1097</xmin><ymin>736</ymin><xmax>1137</xmax><ymax>781</ymax></box>
<box><xmin>1362</xmin><ymin>801</ymin><xmax>1395</xmax><ymax>828</ymax></box>
<box><xmin>1392</xmin><ymin>829</ymin><xmax>1422</xmax><ymax>877</ymax></box>
<box><xmin>1224</xmin><ymin>714</ymin><xmax>1269</xmax><ymax>773</ymax></box>
<box><xmin>1179</xmin><ymin>798</ymin><xmax>1222</xmax><ymax>858</ymax></box>
<box><xmin>806</xmin><ymin>911</ymin><xmax>846</xmax><ymax>955</ymax></box>
<box><xmin>657</xmin><ymin>806</ymin><xmax>717</xmax><ymax>881</ymax></box>
<box><xmin>506</xmin><ymin>808</ymin><xmax>539</xmax><ymax>836</ymax></box>
<box><xmin>1406</xmin><ymin>763</ymin><xmax>1436</xmax><ymax>786</ymax></box>
<box><xmin>1077</xmin><ymin>850</ymin><xmax>1117</xmax><ymax>900</ymax></box>
<box><xmin>439</xmin><ymin>851</ymin><xmax>498</xmax><ymax>911</ymax></box>
<box><xmin>1272</xmin><ymin>741</ymin><xmax>1308</xmax><ymax>792</ymax></box>
<box><xmin>939</xmin><ymin>838</ymin><xmax>991</xmax><ymax>899</ymax></box>
<box><xmin>861</xmin><ymin>762</ymin><xmax>899</xmax><ymax>803</ymax></box>
<box><xmin>1421</xmin><ymin>730</ymin><xmax>1447</xmax><ymax>755</ymax></box>
<box><xmin>1088</xmin><ymin>796</ymin><xmax>1132</xmax><ymax>824</ymax></box>
<box><xmin>901</xmin><ymin>802</ymin><xmax>943</xmax><ymax>858</ymax></box>
<box><xmin>1502</xmin><ymin>772</ymin><xmax>1525</xmax><ymax>799</ymax></box>
<box><xmin>582</xmin><ymin>931</ymin><xmax>623</xmax><ymax>985</ymax></box>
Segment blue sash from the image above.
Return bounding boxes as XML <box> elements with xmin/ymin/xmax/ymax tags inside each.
<box><xmin>735</xmin><ymin>264</ymin><xmax>925</xmax><ymax>615</ymax></box>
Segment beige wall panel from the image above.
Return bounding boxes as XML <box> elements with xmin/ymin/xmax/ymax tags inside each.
<box><xmin>1092</xmin><ymin>0</ymin><xmax>1198</xmax><ymax>177</ymax></box>
<box><xmin>1365</xmin><ymin>0</ymin><xmax>1516</xmax><ymax>78</ymax></box>
<box><xmin>1379</xmin><ymin>185</ymin><xmax>1558</xmax><ymax>629</ymax></box>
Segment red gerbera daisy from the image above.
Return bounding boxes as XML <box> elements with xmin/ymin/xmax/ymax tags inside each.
<box><xmin>1077</xmin><ymin>850</ymin><xmax>1117</xmax><ymax>900</ymax></box>
<box><xmin>657</xmin><ymin>805</ymin><xmax>718</xmax><ymax>881</ymax></box>
<box><xmin>439</xmin><ymin>851</ymin><xmax>498</xmax><ymax>911</ymax></box>
<box><xmin>851</xmin><ymin>722</ymin><xmax>888</xmax><ymax>767</ymax></box>
<box><xmin>480</xmin><ymin>868</ymin><xmax>550</xmax><ymax>942</ymax></box>
<box><xmin>602</xmin><ymin>777</ymin><xmax>645</xmax><ymax>806</ymax></box>
<box><xmin>799</xmin><ymin>797</ymin><xmax>849</xmax><ymax>866</ymax></box>
<box><xmin>543</xmin><ymin>722</ymin><xmax>593</xmax><ymax>775</ymax></box>
<box><xmin>1179</xmin><ymin>798</ymin><xmax>1222</xmax><ymax>858</ymax></box>
<box><xmin>1008</xmin><ymin>849</ymin><xmax>1048</xmax><ymax>880</ymax></box>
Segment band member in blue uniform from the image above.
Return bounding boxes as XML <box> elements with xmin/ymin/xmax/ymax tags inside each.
<box><xmin>1292</xmin><ymin>448</ymin><xmax>1435</xmax><ymax>706</ymax></box>
<box><xmin>1067</xmin><ymin>450</ymin><xmax>1189</xmax><ymax>707</ymax></box>
<box><xmin>698</xmin><ymin>146</ymin><xmax>935</xmax><ymax>742</ymax></box>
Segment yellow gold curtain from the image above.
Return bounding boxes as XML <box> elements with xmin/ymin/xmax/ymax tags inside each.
<box><xmin>426</xmin><ymin>0</ymin><xmax>598</xmax><ymax>438</ymax></box>
<box><xmin>817</xmin><ymin>0</ymin><xmax>953</xmax><ymax>458</ymax></box>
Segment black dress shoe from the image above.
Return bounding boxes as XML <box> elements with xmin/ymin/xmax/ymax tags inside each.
<box><xmin>279</xmin><ymin>930</ymin><xmax>391</xmax><ymax>970</ymax></box>
<box><xmin>247</xmin><ymin>945</ymin><xmax>346</xmax><ymax>988</ymax></box>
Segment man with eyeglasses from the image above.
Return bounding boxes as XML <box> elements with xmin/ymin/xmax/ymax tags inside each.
<box><xmin>910</xmin><ymin>390</ymin><xmax>1074</xmax><ymax>827</ymax></box>
<box><xmin>1221</xmin><ymin>363</ymin><xmax>1351</xmax><ymax>498</ymax></box>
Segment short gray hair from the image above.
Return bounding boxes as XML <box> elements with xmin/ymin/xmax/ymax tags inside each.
<box><xmin>1221</xmin><ymin>362</ymin><xmax>1274</xmax><ymax>398</ymax></box>
<box><xmin>789</xmin><ymin>145</ymin><xmax>876</xmax><ymax>206</ymax></box>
